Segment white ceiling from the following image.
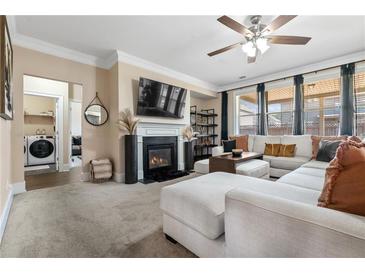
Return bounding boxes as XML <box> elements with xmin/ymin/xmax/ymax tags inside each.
<box><xmin>13</xmin><ymin>15</ymin><xmax>365</xmax><ymax>89</ymax></box>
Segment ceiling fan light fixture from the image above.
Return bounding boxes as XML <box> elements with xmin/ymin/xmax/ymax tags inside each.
<box><xmin>242</xmin><ymin>41</ymin><xmax>256</xmax><ymax>57</ymax></box>
<box><xmin>256</xmin><ymin>37</ymin><xmax>270</xmax><ymax>54</ymax></box>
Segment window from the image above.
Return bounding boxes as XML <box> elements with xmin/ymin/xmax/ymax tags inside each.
<box><xmin>239</xmin><ymin>91</ymin><xmax>258</xmax><ymax>135</ymax></box>
<box><xmin>303</xmin><ymin>78</ymin><xmax>340</xmax><ymax>136</ymax></box>
<box><xmin>266</xmin><ymin>86</ymin><xmax>294</xmax><ymax>135</ymax></box>
<box><xmin>354</xmin><ymin>68</ymin><xmax>365</xmax><ymax>137</ymax></box>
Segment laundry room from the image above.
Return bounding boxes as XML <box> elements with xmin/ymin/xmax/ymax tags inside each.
<box><xmin>23</xmin><ymin>75</ymin><xmax>83</xmax><ymax>190</ymax></box>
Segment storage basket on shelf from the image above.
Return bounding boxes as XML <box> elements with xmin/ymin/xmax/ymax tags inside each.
<box><xmin>90</xmin><ymin>158</ymin><xmax>112</xmax><ymax>183</ymax></box>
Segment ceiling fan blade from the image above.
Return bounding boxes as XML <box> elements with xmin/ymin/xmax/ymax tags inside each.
<box><xmin>247</xmin><ymin>55</ymin><xmax>256</xmax><ymax>64</ymax></box>
<box><xmin>217</xmin><ymin>16</ymin><xmax>254</xmax><ymax>37</ymax></box>
<box><xmin>262</xmin><ymin>15</ymin><xmax>297</xmax><ymax>34</ymax></box>
<box><xmin>267</xmin><ymin>35</ymin><xmax>311</xmax><ymax>45</ymax></box>
<box><xmin>207</xmin><ymin>42</ymin><xmax>241</xmax><ymax>57</ymax></box>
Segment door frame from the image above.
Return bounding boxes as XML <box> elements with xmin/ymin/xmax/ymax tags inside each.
<box><xmin>24</xmin><ymin>91</ymin><xmax>64</xmax><ymax>172</ymax></box>
<box><xmin>69</xmin><ymin>99</ymin><xmax>82</xmax><ymax>168</ymax></box>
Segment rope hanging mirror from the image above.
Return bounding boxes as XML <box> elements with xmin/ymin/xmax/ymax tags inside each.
<box><xmin>84</xmin><ymin>92</ymin><xmax>109</xmax><ymax>126</ymax></box>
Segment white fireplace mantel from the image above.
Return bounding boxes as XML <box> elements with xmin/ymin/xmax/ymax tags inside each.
<box><xmin>136</xmin><ymin>122</ymin><xmax>186</xmax><ymax>180</ymax></box>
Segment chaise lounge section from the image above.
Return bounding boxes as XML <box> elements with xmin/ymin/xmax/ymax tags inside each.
<box><xmin>161</xmin><ymin>135</ymin><xmax>365</xmax><ymax>257</ymax></box>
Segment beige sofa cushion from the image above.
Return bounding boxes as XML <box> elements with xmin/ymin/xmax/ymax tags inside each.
<box><xmin>277</xmin><ymin>168</ymin><xmax>325</xmax><ymax>191</ymax></box>
<box><xmin>281</xmin><ymin>135</ymin><xmax>312</xmax><ymax>158</ymax></box>
<box><xmin>270</xmin><ymin>156</ymin><xmax>310</xmax><ymax>170</ymax></box>
<box><xmin>302</xmin><ymin>160</ymin><xmax>329</xmax><ymax>170</ymax></box>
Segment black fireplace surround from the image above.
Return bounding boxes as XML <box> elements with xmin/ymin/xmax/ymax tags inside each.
<box><xmin>143</xmin><ymin>136</ymin><xmax>178</xmax><ymax>181</ymax></box>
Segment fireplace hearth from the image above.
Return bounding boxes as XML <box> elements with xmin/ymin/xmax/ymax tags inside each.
<box><xmin>142</xmin><ymin>136</ymin><xmax>187</xmax><ymax>182</ymax></box>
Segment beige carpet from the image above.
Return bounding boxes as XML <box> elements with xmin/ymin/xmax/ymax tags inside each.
<box><xmin>0</xmin><ymin>174</ymin><xmax>200</xmax><ymax>258</ymax></box>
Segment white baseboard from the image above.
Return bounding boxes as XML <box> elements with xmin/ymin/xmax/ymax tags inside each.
<box><xmin>0</xmin><ymin>190</ymin><xmax>13</xmax><ymax>244</ymax></box>
<box><xmin>0</xmin><ymin>181</ymin><xmax>26</xmax><ymax>244</ymax></box>
<box><xmin>11</xmin><ymin>181</ymin><xmax>26</xmax><ymax>195</ymax></box>
<box><xmin>113</xmin><ymin>172</ymin><xmax>125</xmax><ymax>183</ymax></box>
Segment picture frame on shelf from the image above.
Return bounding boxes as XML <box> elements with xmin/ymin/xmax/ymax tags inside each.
<box><xmin>0</xmin><ymin>15</ymin><xmax>14</xmax><ymax>120</ymax></box>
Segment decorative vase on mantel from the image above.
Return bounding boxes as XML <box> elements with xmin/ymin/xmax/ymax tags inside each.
<box><xmin>117</xmin><ymin>108</ymin><xmax>140</xmax><ymax>184</ymax></box>
<box><xmin>182</xmin><ymin>125</ymin><xmax>195</xmax><ymax>173</ymax></box>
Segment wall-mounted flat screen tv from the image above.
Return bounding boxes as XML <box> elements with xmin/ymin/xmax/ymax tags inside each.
<box><xmin>137</xmin><ymin>77</ymin><xmax>187</xmax><ymax>118</ymax></box>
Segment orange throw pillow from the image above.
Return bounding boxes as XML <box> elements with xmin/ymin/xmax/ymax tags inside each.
<box><xmin>311</xmin><ymin>136</ymin><xmax>347</xmax><ymax>159</ymax></box>
<box><xmin>264</xmin><ymin>143</ymin><xmax>281</xmax><ymax>156</ymax></box>
<box><xmin>278</xmin><ymin>144</ymin><xmax>296</xmax><ymax>157</ymax></box>
<box><xmin>229</xmin><ymin>135</ymin><xmax>249</xmax><ymax>152</ymax></box>
<box><xmin>318</xmin><ymin>140</ymin><xmax>365</xmax><ymax>216</ymax></box>
<box><xmin>348</xmin><ymin>136</ymin><xmax>362</xmax><ymax>143</ymax></box>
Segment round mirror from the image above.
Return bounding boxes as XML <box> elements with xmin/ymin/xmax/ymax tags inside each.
<box><xmin>84</xmin><ymin>104</ymin><xmax>109</xmax><ymax>126</ymax></box>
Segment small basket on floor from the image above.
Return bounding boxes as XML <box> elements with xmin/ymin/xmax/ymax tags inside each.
<box><xmin>90</xmin><ymin>158</ymin><xmax>113</xmax><ymax>183</ymax></box>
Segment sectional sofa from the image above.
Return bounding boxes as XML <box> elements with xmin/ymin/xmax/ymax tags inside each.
<box><xmin>160</xmin><ymin>135</ymin><xmax>365</xmax><ymax>257</ymax></box>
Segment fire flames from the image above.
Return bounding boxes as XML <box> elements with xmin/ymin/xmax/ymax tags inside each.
<box><xmin>150</xmin><ymin>155</ymin><xmax>168</xmax><ymax>168</ymax></box>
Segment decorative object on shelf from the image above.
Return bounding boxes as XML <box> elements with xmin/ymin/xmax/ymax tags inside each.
<box><xmin>190</xmin><ymin>105</ymin><xmax>218</xmax><ymax>161</ymax></box>
<box><xmin>90</xmin><ymin>158</ymin><xmax>112</xmax><ymax>183</ymax></box>
<box><xmin>117</xmin><ymin>108</ymin><xmax>140</xmax><ymax>184</ymax></box>
<box><xmin>0</xmin><ymin>16</ymin><xmax>13</xmax><ymax>120</ymax></box>
<box><xmin>182</xmin><ymin>125</ymin><xmax>195</xmax><ymax>172</ymax></box>
<box><xmin>232</xmin><ymin>149</ymin><xmax>243</xmax><ymax>157</ymax></box>
<box><xmin>84</xmin><ymin>92</ymin><xmax>109</xmax><ymax>126</ymax></box>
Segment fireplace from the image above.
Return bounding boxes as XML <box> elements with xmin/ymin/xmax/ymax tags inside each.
<box><xmin>143</xmin><ymin>136</ymin><xmax>178</xmax><ymax>181</ymax></box>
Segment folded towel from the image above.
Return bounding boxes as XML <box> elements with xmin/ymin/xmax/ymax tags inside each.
<box><xmin>93</xmin><ymin>164</ymin><xmax>112</xmax><ymax>174</ymax></box>
<box><xmin>94</xmin><ymin>171</ymin><xmax>112</xmax><ymax>179</ymax></box>
<box><xmin>91</xmin><ymin>159</ymin><xmax>111</xmax><ymax>166</ymax></box>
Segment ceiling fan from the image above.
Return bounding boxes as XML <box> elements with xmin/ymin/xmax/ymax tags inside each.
<box><xmin>207</xmin><ymin>15</ymin><xmax>312</xmax><ymax>63</ymax></box>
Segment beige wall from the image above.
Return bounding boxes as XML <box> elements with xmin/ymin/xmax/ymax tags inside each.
<box><xmin>69</xmin><ymin>83</ymin><xmax>82</xmax><ymax>102</ymax></box>
<box><xmin>24</xmin><ymin>94</ymin><xmax>56</xmax><ymax>136</ymax></box>
<box><xmin>12</xmin><ymin>46</ymin><xmax>110</xmax><ymax>183</ymax></box>
<box><xmin>113</xmin><ymin>61</ymin><xmax>215</xmax><ymax>177</ymax></box>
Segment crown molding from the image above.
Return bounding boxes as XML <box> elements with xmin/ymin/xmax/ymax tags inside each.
<box><xmin>10</xmin><ymin>30</ymin><xmax>219</xmax><ymax>91</ymax></box>
<box><xmin>116</xmin><ymin>50</ymin><xmax>218</xmax><ymax>91</ymax></box>
<box><xmin>12</xmin><ymin>33</ymin><xmax>113</xmax><ymax>69</ymax></box>
<box><xmin>218</xmin><ymin>50</ymin><xmax>365</xmax><ymax>91</ymax></box>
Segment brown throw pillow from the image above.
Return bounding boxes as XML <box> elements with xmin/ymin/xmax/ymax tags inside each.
<box><xmin>278</xmin><ymin>144</ymin><xmax>296</xmax><ymax>157</ymax></box>
<box><xmin>229</xmin><ymin>135</ymin><xmax>249</xmax><ymax>152</ymax></box>
<box><xmin>264</xmin><ymin>143</ymin><xmax>281</xmax><ymax>156</ymax></box>
<box><xmin>318</xmin><ymin>140</ymin><xmax>365</xmax><ymax>216</ymax></box>
<box><xmin>311</xmin><ymin>136</ymin><xmax>347</xmax><ymax>159</ymax></box>
<box><xmin>348</xmin><ymin>136</ymin><xmax>363</xmax><ymax>143</ymax></box>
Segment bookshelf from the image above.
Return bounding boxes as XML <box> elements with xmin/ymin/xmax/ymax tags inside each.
<box><xmin>190</xmin><ymin>105</ymin><xmax>218</xmax><ymax>161</ymax></box>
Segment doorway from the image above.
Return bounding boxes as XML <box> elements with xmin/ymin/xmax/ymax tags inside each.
<box><xmin>23</xmin><ymin>75</ymin><xmax>83</xmax><ymax>190</ymax></box>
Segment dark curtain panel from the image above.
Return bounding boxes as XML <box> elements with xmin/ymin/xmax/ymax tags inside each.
<box><xmin>221</xmin><ymin>91</ymin><xmax>228</xmax><ymax>141</ymax></box>
<box><xmin>293</xmin><ymin>75</ymin><xmax>304</xmax><ymax>135</ymax></box>
<box><xmin>257</xmin><ymin>83</ymin><xmax>267</xmax><ymax>135</ymax></box>
<box><xmin>340</xmin><ymin>63</ymin><xmax>355</xmax><ymax>136</ymax></box>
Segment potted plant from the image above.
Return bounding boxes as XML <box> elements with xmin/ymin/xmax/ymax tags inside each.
<box><xmin>117</xmin><ymin>108</ymin><xmax>140</xmax><ymax>184</ymax></box>
<box><xmin>182</xmin><ymin>125</ymin><xmax>195</xmax><ymax>172</ymax></box>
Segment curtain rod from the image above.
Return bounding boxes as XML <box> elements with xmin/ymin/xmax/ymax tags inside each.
<box><xmin>220</xmin><ymin>59</ymin><xmax>365</xmax><ymax>93</ymax></box>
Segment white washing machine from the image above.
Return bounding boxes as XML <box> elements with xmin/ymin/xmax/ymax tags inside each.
<box><xmin>24</xmin><ymin>136</ymin><xmax>28</xmax><ymax>166</ymax></box>
<box><xmin>27</xmin><ymin>135</ymin><xmax>56</xmax><ymax>166</ymax></box>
